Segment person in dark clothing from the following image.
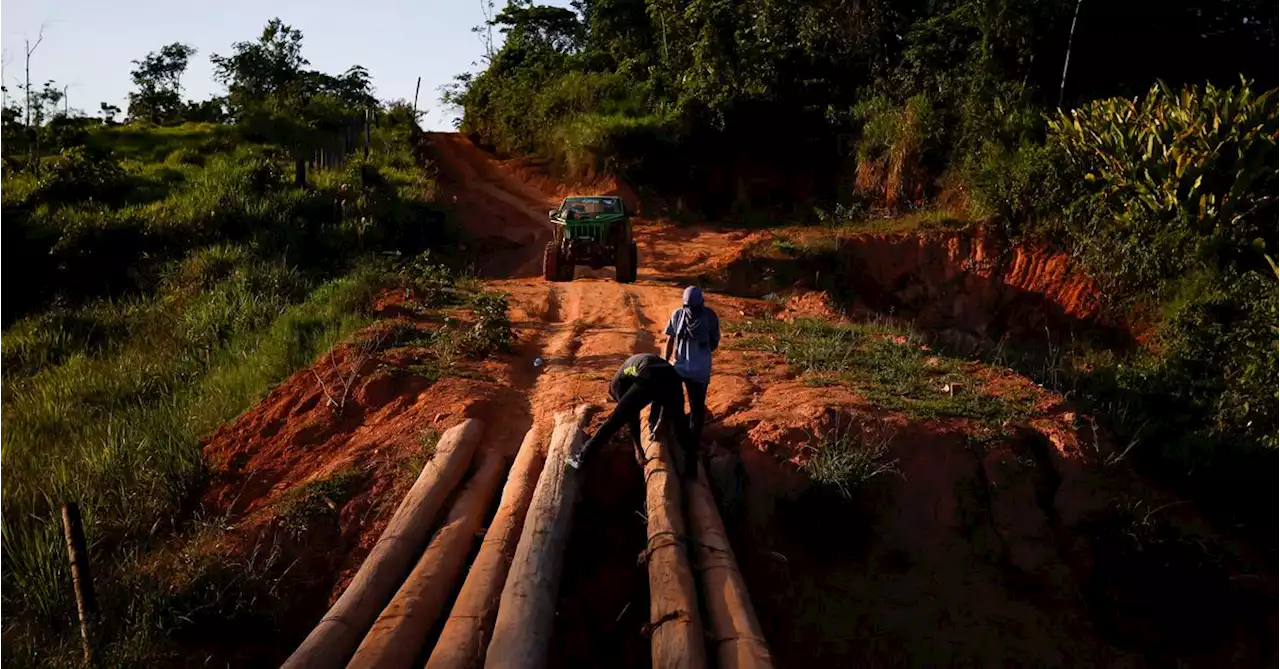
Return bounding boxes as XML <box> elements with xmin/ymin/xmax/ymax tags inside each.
<box><xmin>567</xmin><ymin>353</ymin><xmax>698</xmax><ymax>478</ymax></box>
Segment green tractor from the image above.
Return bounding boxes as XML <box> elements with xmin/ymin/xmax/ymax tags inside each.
<box><xmin>543</xmin><ymin>195</ymin><xmax>637</xmax><ymax>283</ymax></box>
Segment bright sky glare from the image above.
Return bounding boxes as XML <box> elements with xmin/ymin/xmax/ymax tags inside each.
<box><xmin>1</xmin><ymin>0</ymin><xmax>568</xmax><ymax>130</ymax></box>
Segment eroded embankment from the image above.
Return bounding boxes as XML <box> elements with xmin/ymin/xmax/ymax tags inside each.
<box><xmin>711</xmin><ymin>228</ymin><xmax>1133</xmax><ymax>348</ymax></box>
<box><xmin>702</xmin><ymin>408</ymin><xmax>1276</xmax><ymax>668</ymax></box>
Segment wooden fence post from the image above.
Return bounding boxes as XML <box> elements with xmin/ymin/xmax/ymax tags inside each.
<box><xmin>363</xmin><ymin>108</ymin><xmax>371</xmax><ymax>161</ymax></box>
<box><xmin>61</xmin><ymin>503</ymin><xmax>97</xmax><ymax>665</ymax></box>
<box><xmin>413</xmin><ymin>76</ymin><xmax>422</xmax><ymax>119</ymax></box>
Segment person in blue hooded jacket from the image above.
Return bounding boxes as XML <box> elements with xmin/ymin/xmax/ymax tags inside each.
<box><xmin>655</xmin><ymin>286</ymin><xmax>720</xmax><ymax>448</ymax></box>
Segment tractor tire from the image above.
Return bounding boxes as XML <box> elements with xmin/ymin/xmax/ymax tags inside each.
<box><xmin>615</xmin><ymin>242</ymin><xmax>637</xmax><ymax>283</ymax></box>
<box><xmin>543</xmin><ymin>242</ymin><xmax>565</xmax><ymax>282</ymax></box>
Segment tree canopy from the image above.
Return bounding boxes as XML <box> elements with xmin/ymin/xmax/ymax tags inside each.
<box><xmin>452</xmin><ymin>0</ymin><xmax>1276</xmax><ymax>208</ymax></box>
<box><xmin>128</xmin><ymin>43</ymin><xmax>196</xmax><ymax>124</ymax></box>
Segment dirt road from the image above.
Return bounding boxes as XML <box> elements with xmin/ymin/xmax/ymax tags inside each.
<box><xmin>430</xmin><ymin>133</ymin><xmax>744</xmax><ymax>667</ymax></box>
<box><xmin>429</xmin><ymin>132</ymin><xmax>753</xmax><ymax>436</ymax></box>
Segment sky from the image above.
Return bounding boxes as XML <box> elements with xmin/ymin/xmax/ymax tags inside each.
<box><xmin>1</xmin><ymin>0</ymin><xmax>567</xmax><ymax>130</ymax></box>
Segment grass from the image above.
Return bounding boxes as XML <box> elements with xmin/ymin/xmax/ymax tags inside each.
<box><xmin>802</xmin><ymin>419</ymin><xmax>900</xmax><ymax>498</ymax></box>
<box><xmin>0</xmin><ymin>117</ymin><xmax>465</xmax><ymax>665</ymax></box>
<box><xmin>400</xmin><ymin>428</ymin><xmax>442</xmax><ymax>487</ymax></box>
<box><xmin>275</xmin><ymin>467</ymin><xmax>369</xmax><ymax>537</ymax></box>
<box><xmin>727</xmin><ymin>317</ymin><xmax>1036</xmax><ymax>426</ymax></box>
<box><xmin>815</xmin><ymin>206</ymin><xmax>971</xmax><ymax>236</ymax></box>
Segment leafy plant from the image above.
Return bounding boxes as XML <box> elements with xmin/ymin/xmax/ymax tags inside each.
<box><xmin>461</xmin><ymin>291</ymin><xmax>514</xmax><ymax>357</ymax></box>
<box><xmin>1048</xmin><ymin>80</ymin><xmax>1277</xmax><ymax>293</ymax></box>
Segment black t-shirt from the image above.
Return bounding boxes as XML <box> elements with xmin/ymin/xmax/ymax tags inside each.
<box><xmin>609</xmin><ymin>353</ymin><xmax>672</xmax><ymax>401</ymax></box>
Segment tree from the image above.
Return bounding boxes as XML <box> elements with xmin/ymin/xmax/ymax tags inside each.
<box><xmin>1</xmin><ymin>50</ymin><xmax>12</xmax><ymax>111</ymax></box>
<box><xmin>210</xmin><ymin>19</ymin><xmax>373</xmax><ymax>122</ymax></box>
<box><xmin>28</xmin><ymin>80</ymin><xmax>65</xmax><ymax>126</ymax></box>
<box><xmin>128</xmin><ymin>43</ymin><xmax>196</xmax><ymax>124</ymax></box>
<box><xmin>209</xmin><ymin>19</ymin><xmax>376</xmax><ymax>185</ymax></box>
<box><xmin>22</xmin><ymin>25</ymin><xmax>46</xmax><ymax>171</ymax></box>
<box><xmin>493</xmin><ymin>3</ymin><xmax>584</xmax><ymax>55</ymax></box>
<box><xmin>183</xmin><ymin>97</ymin><xmax>227</xmax><ymax>123</ymax></box>
<box><xmin>211</xmin><ymin>18</ymin><xmax>310</xmax><ymax>115</ymax></box>
<box><xmin>99</xmin><ymin>102</ymin><xmax>121</xmax><ymax>124</ymax></box>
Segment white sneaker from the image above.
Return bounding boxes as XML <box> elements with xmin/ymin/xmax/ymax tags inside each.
<box><xmin>565</xmin><ymin>453</ymin><xmax>582</xmax><ymax>470</ymax></box>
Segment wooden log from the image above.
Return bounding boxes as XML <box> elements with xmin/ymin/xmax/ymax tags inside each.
<box><xmin>641</xmin><ymin>409</ymin><xmax>708</xmax><ymax>669</ymax></box>
<box><xmin>282</xmin><ymin>419</ymin><xmax>484</xmax><ymax>669</ymax></box>
<box><xmin>425</xmin><ymin>425</ymin><xmax>547</xmax><ymax>669</ymax></box>
<box><xmin>348</xmin><ymin>448</ymin><xmax>509</xmax><ymax>669</ymax></box>
<box><xmin>687</xmin><ymin>462</ymin><xmax>773</xmax><ymax>669</ymax></box>
<box><xmin>483</xmin><ymin>408</ymin><xmax>588</xmax><ymax>669</ymax></box>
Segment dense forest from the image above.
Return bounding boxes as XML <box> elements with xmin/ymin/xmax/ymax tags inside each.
<box><xmin>450</xmin><ymin>0</ymin><xmax>1275</xmax><ymax>209</ymax></box>
<box><xmin>450</xmin><ymin>0</ymin><xmax>1278</xmax><ymax>546</ymax></box>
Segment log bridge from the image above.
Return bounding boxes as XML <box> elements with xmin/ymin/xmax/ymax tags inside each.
<box><xmin>280</xmin><ymin>406</ymin><xmax>773</xmax><ymax>669</ymax></box>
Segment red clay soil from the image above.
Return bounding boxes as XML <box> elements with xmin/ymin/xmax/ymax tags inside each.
<box><xmin>710</xmin><ymin>226</ymin><xmax>1144</xmax><ymax>348</ymax></box>
<box><xmin>186</xmin><ymin>133</ymin><xmax>1273</xmax><ymax>668</ymax></box>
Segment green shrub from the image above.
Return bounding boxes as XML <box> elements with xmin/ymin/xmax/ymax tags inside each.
<box><xmin>461</xmin><ymin>291</ymin><xmax>515</xmax><ymax>357</ymax></box>
<box><xmin>164</xmin><ymin>147</ymin><xmax>205</xmax><ymax>167</ymax></box>
<box><xmin>961</xmin><ymin>139</ymin><xmax>1084</xmax><ymax>235</ymax></box>
<box><xmin>1047</xmin><ymin>80</ymin><xmax>1277</xmax><ymax>294</ymax></box>
<box><xmin>1147</xmin><ymin>270</ymin><xmax>1278</xmax><ymax>457</ymax></box>
<box><xmin>851</xmin><ymin>93</ymin><xmax>942</xmax><ymax>207</ymax></box>
<box><xmin>32</xmin><ymin>146</ymin><xmax>127</xmax><ymax>205</ymax></box>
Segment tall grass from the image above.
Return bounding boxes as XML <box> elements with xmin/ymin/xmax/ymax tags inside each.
<box><xmin>1</xmin><ymin>117</ymin><xmax>449</xmax><ymax>663</ymax></box>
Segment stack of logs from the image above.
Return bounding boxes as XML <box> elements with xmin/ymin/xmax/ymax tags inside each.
<box><xmin>280</xmin><ymin>405</ymin><xmax>772</xmax><ymax>669</ymax></box>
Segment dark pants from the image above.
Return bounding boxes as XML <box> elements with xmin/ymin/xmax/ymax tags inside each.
<box><xmin>648</xmin><ymin>377</ymin><xmax>708</xmax><ymax>445</ymax></box>
<box><xmin>580</xmin><ymin>368</ymin><xmax>697</xmax><ymax>474</ymax></box>
<box><xmin>683</xmin><ymin>378</ymin><xmax>708</xmax><ymax>445</ymax></box>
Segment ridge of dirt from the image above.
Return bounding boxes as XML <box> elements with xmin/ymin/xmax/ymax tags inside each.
<box><xmin>186</xmin><ymin>134</ymin><xmax>1273</xmax><ymax>667</ymax></box>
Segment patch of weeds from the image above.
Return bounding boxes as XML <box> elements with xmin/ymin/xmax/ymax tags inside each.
<box><xmin>728</xmin><ymin>317</ymin><xmax>1036</xmax><ymax>425</ymax></box>
<box><xmin>377</xmin><ymin>320</ymin><xmax>433</xmax><ymax>351</ymax></box>
<box><xmin>773</xmin><ymin>237</ymin><xmax>801</xmax><ymax>255</ymax></box>
<box><xmin>812</xmin><ymin>200</ymin><xmax>870</xmax><ymax>227</ymax></box>
<box><xmin>1084</xmin><ymin>496</ymin><xmax>1238</xmax><ymax>654</ymax></box>
<box><xmin>274</xmin><ymin>467</ymin><xmax>367</xmax><ymax>538</ymax></box>
<box><xmin>460</xmin><ymin>291</ymin><xmax>514</xmax><ymax>357</ymax></box>
<box><xmin>801</xmin><ymin>418</ymin><xmax>900</xmax><ymax>498</ymax></box>
<box><xmin>401</xmin><ymin>428</ymin><xmax>441</xmax><ymax>486</ymax></box>
<box><xmin>397</xmin><ymin>251</ymin><xmax>464</xmax><ymax>308</ymax></box>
